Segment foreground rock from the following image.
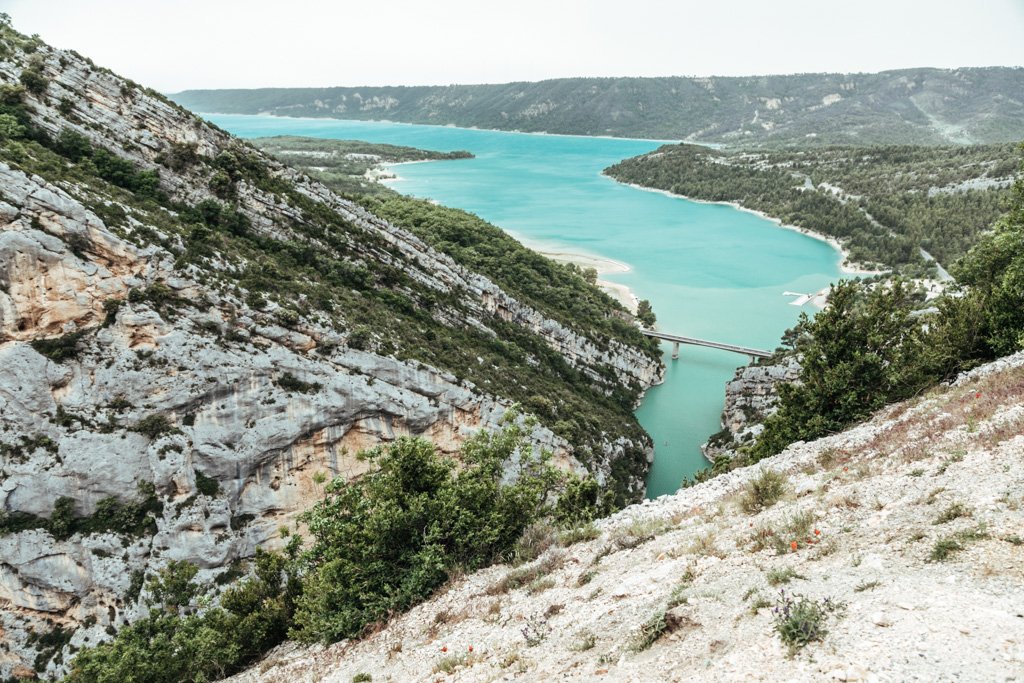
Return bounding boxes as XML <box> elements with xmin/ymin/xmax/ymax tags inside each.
<box><xmin>229</xmin><ymin>353</ymin><xmax>1024</xmax><ymax>683</ymax></box>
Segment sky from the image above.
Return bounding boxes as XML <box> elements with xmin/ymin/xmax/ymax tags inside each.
<box><xmin>1</xmin><ymin>0</ymin><xmax>1023</xmax><ymax>92</ymax></box>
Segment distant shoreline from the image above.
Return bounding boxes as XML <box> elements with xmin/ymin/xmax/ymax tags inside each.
<box><xmin>613</xmin><ymin>178</ymin><xmax>887</xmax><ymax>277</ymax></box>
<box><xmin>194</xmin><ymin>111</ymin><xmax>680</xmax><ymax>146</ymax></box>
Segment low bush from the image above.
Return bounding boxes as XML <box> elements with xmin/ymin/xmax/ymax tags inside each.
<box><xmin>131</xmin><ymin>414</ymin><xmax>179</xmax><ymax>439</ymax></box>
<box><xmin>771</xmin><ymin>590</ymin><xmax>844</xmax><ymax>655</ymax></box>
<box><xmin>740</xmin><ymin>469</ymin><xmax>788</xmax><ymax>514</ymax></box>
<box><xmin>30</xmin><ymin>329</ymin><xmax>89</xmax><ymax>362</ymax></box>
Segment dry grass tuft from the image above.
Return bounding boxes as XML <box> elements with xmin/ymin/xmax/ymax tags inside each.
<box><xmin>740</xmin><ymin>469</ymin><xmax>789</xmax><ymax>514</ymax></box>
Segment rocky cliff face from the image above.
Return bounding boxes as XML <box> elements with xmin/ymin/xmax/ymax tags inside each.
<box><xmin>0</xmin><ymin>28</ymin><xmax>661</xmax><ymax>679</ymax></box>
<box><xmin>702</xmin><ymin>356</ymin><xmax>800</xmax><ymax>462</ymax></box>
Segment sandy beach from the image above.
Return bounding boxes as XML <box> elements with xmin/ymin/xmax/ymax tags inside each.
<box><xmin>372</xmin><ymin>159</ymin><xmax>643</xmax><ymax>314</ymax></box>
<box><xmin>616</xmin><ymin>179</ymin><xmax>888</xmax><ymax>277</ymax></box>
<box><xmin>516</xmin><ymin>240</ymin><xmax>640</xmax><ymax>314</ymax></box>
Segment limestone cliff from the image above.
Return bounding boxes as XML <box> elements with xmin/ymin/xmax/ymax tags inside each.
<box><xmin>0</xmin><ymin>26</ymin><xmax>661</xmax><ymax>679</ymax></box>
<box><xmin>702</xmin><ymin>356</ymin><xmax>800</xmax><ymax>462</ymax></box>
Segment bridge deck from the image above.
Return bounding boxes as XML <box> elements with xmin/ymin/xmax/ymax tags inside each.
<box><xmin>641</xmin><ymin>329</ymin><xmax>772</xmax><ymax>359</ymax></box>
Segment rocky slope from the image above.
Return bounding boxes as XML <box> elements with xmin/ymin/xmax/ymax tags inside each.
<box><xmin>170</xmin><ymin>67</ymin><xmax>1024</xmax><ymax>146</ymax></box>
<box><xmin>0</xmin><ymin>26</ymin><xmax>661</xmax><ymax>679</ymax></box>
<box><xmin>227</xmin><ymin>351</ymin><xmax>1024</xmax><ymax>683</ymax></box>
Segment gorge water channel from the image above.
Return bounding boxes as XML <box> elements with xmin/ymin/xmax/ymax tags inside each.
<box><xmin>208</xmin><ymin>114</ymin><xmax>843</xmax><ymax>497</ymax></box>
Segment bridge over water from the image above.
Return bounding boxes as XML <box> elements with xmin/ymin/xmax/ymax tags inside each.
<box><xmin>641</xmin><ymin>329</ymin><xmax>773</xmax><ymax>362</ymax></box>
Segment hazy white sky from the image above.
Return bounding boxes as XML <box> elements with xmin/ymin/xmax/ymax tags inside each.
<box><xmin>2</xmin><ymin>0</ymin><xmax>1022</xmax><ymax>92</ymax></box>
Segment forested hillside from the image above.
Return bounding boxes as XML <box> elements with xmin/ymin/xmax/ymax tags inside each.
<box><xmin>605</xmin><ymin>143</ymin><xmax>1020</xmax><ymax>272</ymax></box>
<box><xmin>171</xmin><ymin>68</ymin><xmax>1024</xmax><ymax>145</ymax></box>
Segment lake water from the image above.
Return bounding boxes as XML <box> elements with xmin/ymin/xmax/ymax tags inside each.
<box><xmin>205</xmin><ymin>114</ymin><xmax>843</xmax><ymax>498</ymax></box>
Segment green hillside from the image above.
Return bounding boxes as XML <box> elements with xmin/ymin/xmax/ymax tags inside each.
<box><xmin>605</xmin><ymin>143</ymin><xmax>1020</xmax><ymax>272</ymax></box>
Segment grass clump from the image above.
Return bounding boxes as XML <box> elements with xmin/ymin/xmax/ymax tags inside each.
<box><xmin>569</xmin><ymin>629</ymin><xmax>596</xmax><ymax>652</ymax></box>
<box><xmin>741</xmin><ymin>469</ymin><xmax>788</xmax><ymax>514</ymax></box>
<box><xmin>432</xmin><ymin>654</ymin><xmax>467</xmax><ymax>674</ymax></box>
<box><xmin>512</xmin><ymin>521</ymin><xmax>560</xmax><ymax>564</ymax></box>
<box><xmin>688</xmin><ymin>531</ymin><xmax>723</xmax><ymax>558</ymax></box>
<box><xmin>558</xmin><ymin>522</ymin><xmax>599</xmax><ymax>546</ymax></box>
<box><xmin>853</xmin><ymin>580</ymin><xmax>881</xmax><ymax>592</ymax></box>
<box><xmin>526</xmin><ymin>577</ymin><xmax>556</xmax><ymax>595</ymax></box>
<box><xmin>629</xmin><ymin>609</ymin><xmax>668</xmax><ymax>652</ymax></box>
<box><xmin>666</xmin><ymin>582</ymin><xmax>689</xmax><ymax>609</ymax></box>
<box><xmin>488</xmin><ymin>551</ymin><xmax>565</xmax><ymax>595</ymax></box>
<box><xmin>766</xmin><ymin>566</ymin><xmax>805</xmax><ymax>586</ymax></box>
<box><xmin>929</xmin><ymin>525</ymin><xmax>990</xmax><ymax>562</ymax></box>
<box><xmin>929</xmin><ymin>538</ymin><xmax>964</xmax><ymax>562</ymax></box>
<box><xmin>933</xmin><ymin>502</ymin><xmax>971</xmax><ymax>525</ymax></box>
<box><xmin>352</xmin><ymin>674</ymin><xmax>372</xmax><ymax>683</ymax></box>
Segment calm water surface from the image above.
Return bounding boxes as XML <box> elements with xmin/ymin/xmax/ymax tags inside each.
<box><xmin>207</xmin><ymin>114</ymin><xmax>842</xmax><ymax>497</ymax></box>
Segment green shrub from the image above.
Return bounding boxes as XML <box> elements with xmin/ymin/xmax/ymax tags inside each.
<box><xmin>30</xmin><ymin>329</ymin><xmax>89</xmax><ymax>362</ymax></box>
<box><xmin>275</xmin><ymin>372</ymin><xmax>322</xmax><ymax>395</ymax></box>
<box><xmin>18</xmin><ymin>66</ymin><xmax>47</xmax><ymax>95</ymax></box>
<box><xmin>290</xmin><ymin>421</ymin><xmax>560</xmax><ymax>643</ymax></box>
<box><xmin>194</xmin><ymin>470</ymin><xmax>220</xmax><ymax>497</ymax></box>
<box><xmin>67</xmin><ymin>549</ymin><xmax>297</xmax><ymax>683</ymax></box>
<box><xmin>131</xmin><ymin>414</ymin><xmax>179</xmax><ymax>439</ymax></box>
<box><xmin>44</xmin><ymin>482</ymin><xmax>162</xmax><ymax>540</ymax></box>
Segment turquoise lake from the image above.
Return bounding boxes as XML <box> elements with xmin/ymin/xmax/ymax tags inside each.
<box><xmin>205</xmin><ymin>114</ymin><xmax>843</xmax><ymax>498</ymax></box>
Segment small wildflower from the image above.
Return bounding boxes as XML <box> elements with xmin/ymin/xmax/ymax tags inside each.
<box><xmin>975</xmin><ymin>392</ymin><xmax>982</xmax><ymax>399</ymax></box>
<box><xmin>468</xmin><ymin>645</ymin><xmax>473</xmax><ymax>652</ymax></box>
<box><xmin>814</xmin><ymin>529</ymin><xmax>821</xmax><ymax>536</ymax></box>
<box><xmin>790</xmin><ymin>540</ymin><xmax>798</xmax><ymax>552</ymax></box>
<box><xmin>441</xmin><ymin>645</ymin><xmax>447</xmax><ymax>653</ymax></box>
<box><xmin>843</xmin><ymin>466</ymin><xmax>849</xmax><ymax>472</ymax></box>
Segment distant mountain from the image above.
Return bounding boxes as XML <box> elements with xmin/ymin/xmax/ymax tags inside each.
<box><xmin>171</xmin><ymin>68</ymin><xmax>1024</xmax><ymax>146</ymax></box>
